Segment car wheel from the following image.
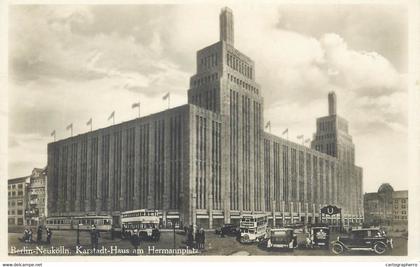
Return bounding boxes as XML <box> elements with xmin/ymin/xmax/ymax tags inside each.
<box><xmin>331</xmin><ymin>243</ymin><xmax>344</xmax><ymax>255</ymax></box>
<box><xmin>373</xmin><ymin>242</ymin><xmax>387</xmax><ymax>255</ymax></box>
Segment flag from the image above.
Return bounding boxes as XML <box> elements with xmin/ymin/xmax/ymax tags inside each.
<box><xmin>86</xmin><ymin>118</ymin><xmax>92</xmax><ymax>126</ymax></box>
<box><xmin>305</xmin><ymin>138</ymin><xmax>311</xmax><ymax>143</ymax></box>
<box><xmin>108</xmin><ymin>111</ymin><xmax>115</xmax><ymax>121</ymax></box>
<box><xmin>265</xmin><ymin>121</ymin><xmax>271</xmax><ymax>129</ymax></box>
<box><xmin>162</xmin><ymin>92</ymin><xmax>170</xmax><ymax>100</ymax></box>
<box><xmin>66</xmin><ymin>123</ymin><xmax>73</xmax><ymax>131</ymax></box>
<box><xmin>282</xmin><ymin>128</ymin><xmax>288</xmax><ymax>135</ymax></box>
<box><xmin>132</xmin><ymin>102</ymin><xmax>140</xmax><ymax>109</ymax></box>
<box><xmin>297</xmin><ymin>135</ymin><xmax>304</xmax><ymax>139</ymax></box>
<box><xmin>50</xmin><ymin>130</ymin><xmax>56</xmax><ymax>137</ymax></box>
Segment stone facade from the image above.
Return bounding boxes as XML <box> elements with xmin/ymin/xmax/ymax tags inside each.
<box><xmin>364</xmin><ymin>183</ymin><xmax>408</xmax><ymax>225</ymax></box>
<box><xmin>47</xmin><ymin>7</ymin><xmax>363</xmax><ymax>229</ymax></box>
<box><xmin>8</xmin><ymin>167</ymin><xmax>47</xmax><ymax>226</ymax></box>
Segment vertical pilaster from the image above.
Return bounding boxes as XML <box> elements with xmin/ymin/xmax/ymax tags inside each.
<box><xmin>85</xmin><ymin>137</ymin><xmax>92</xmax><ymax>212</ymax></box>
<box><xmin>75</xmin><ymin>141</ymin><xmax>82</xmax><ymax>212</ymax></box>
<box><xmin>108</xmin><ymin>133</ymin><xmax>115</xmax><ymax>211</ymax></box>
<box><xmin>120</xmin><ymin>129</ymin><xmax>127</xmax><ymax>211</ymax></box>
<box><xmin>96</xmin><ymin>135</ymin><xmax>103</xmax><ymax>213</ymax></box>
<box><xmin>134</xmin><ymin>125</ymin><xmax>141</xmax><ymax>209</ymax></box>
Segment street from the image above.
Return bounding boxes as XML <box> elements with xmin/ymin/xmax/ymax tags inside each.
<box><xmin>8</xmin><ymin>230</ymin><xmax>407</xmax><ymax>256</ymax></box>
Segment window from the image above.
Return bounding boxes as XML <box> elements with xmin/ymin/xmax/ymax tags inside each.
<box><xmin>17</xmin><ymin>210</ymin><xmax>23</xmax><ymax>215</ymax></box>
<box><xmin>17</xmin><ymin>218</ymin><xmax>23</xmax><ymax>225</ymax></box>
<box><xmin>18</xmin><ymin>184</ymin><xmax>23</xmax><ymax>189</ymax></box>
<box><xmin>402</xmin><ymin>199</ymin><xmax>406</xmax><ymax>203</ymax></box>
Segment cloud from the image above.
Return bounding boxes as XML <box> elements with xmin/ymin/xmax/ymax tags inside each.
<box><xmin>8</xmin><ymin>5</ymin><xmax>408</xmax><ymax>192</ymax></box>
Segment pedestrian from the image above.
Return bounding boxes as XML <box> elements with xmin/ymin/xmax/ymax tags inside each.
<box><xmin>110</xmin><ymin>225</ymin><xmax>115</xmax><ymax>240</ymax></box>
<box><xmin>200</xmin><ymin>228</ymin><xmax>205</xmax><ymax>249</ymax></box>
<box><xmin>22</xmin><ymin>228</ymin><xmax>28</xmax><ymax>243</ymax></box>
<box><xmin>28</xmin><ymin>228</ymin><xmax>33</xmax><ymax>243</ymax></box>
<box><xmin>220</xmin><ymin>227</ymin><xmax>225</xmax><ymax>238</ymax></box>
<box><xmin>187</xmin><ymin>227</ymin><xmax>193</xmax><ymax>248</ymax></box>
<box><xmin>90</xmin><ymin>225</ymin><xmax>100</xmax><ymax>250</ymax></box>
<box><xmin>130</xmin><ymin>229</ymin><xmax>140</xmax><ymax>250</ymax></box>
<box><xmin>46</xmin><ymin>227</ymin><xmax>52</xmax><ymax>244</ymax></box>
<box><xmin>37</xmin><ymin>225</ymin><xmax>43</xmax><ymax>244</ymax></box>
<box><xmin>195</xmin><ymin>228</ymin><xmax>200</xmax><ymax>249</ymax></box>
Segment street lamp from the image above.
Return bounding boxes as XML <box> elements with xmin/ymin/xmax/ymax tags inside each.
<box><xmin>76</xmin><ymin>223</ymin><xmax>81</xmax><ymax>246</ymax></box>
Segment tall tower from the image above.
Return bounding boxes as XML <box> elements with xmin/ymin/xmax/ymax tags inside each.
<box><xmin>311</xmin><ymin>92</ymin><xmax>360</xmax><ymax>217</ymax></box>
<box><xmin>220</xmin><ymin>7</ymin><xmax>234</xmax><ymax>46</ymax></box>
<box><xmin>187</xmin><ymin>7</ymin><xmax>264</xmax><ymax>221</ymax></box>
<box><xmin>328</xmin><ymin>91</ymin><xmax>337</xmax><ymax>115</ymax></box>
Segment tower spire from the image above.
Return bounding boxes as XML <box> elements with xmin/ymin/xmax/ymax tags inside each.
<box><xmin>220</xmin><ymin>7</ymin><xmax>234</xmax><ymax>46</ymax></box>
<box><xmin>328</xmin><ymin>91</ymin><xmax>337</xmax><ymax>115</ymax></box>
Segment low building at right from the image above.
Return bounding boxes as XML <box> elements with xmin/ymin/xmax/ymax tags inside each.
<box><xmin>364</xmin><ymin>183</ymin><xmax>408</xmax><ymax>226</ymax></box>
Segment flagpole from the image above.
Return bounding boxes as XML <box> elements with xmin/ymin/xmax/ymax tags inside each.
<box><xmin>138</xmin><ymin>103</ymin><xmax>141</xmax><ymax>118</ymax></box>
<box><xmin>168</xmin><ymin>95</ymin><xmax>170</xmax><ymax>109</ymax></box>
<box><xmin>90</xmin><ymin>122</ymin><xmax>92</xmax><ymax>132</ymax></box>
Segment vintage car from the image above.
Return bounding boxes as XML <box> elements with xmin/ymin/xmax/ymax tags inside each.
<box><xmin>331</xmin><ymin>228</ymin><xmax>393</xmax><ymax>255</ymax></box>
<box><xmin>214</xmin><ymin>224</ymin><xmax>240</xmax><ymax>236</ymax></box>
<box><xmin>259</xmin><ymin>228</ymin><xmax>298</xmax><ymax>250</ymax></box>
<box><xmin>310</xmin><ymin>226</ymin><xmax>330</xmax><ymax>249</ymax></box>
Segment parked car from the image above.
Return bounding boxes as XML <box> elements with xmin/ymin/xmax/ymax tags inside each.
<box><xmin>214</xmin><ymin>224</ymin><xmax>240</xmax><ymax>236</ymax></box>
<box><xmin>331</xmin><ymin>228</ymin><xmax>393</xmax><ymax>255</ymax></box>
<box><xmin>259</xmin><ymin>228</ymin><xmax>297</xmax><ymax>250</ymax></box>
<box><xmin>310</xmin><ymin>226</ymin><xmax>330</xmax><ymax>249</ymax></box>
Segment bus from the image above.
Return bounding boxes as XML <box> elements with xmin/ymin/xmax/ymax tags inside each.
<box><xmin>239</xmin><ymin>214</ymin><xmax>268</xmax><ymax>243</ymax></box>
<box><xmin>45</xmin><ymin>215</ymin><xmax>113</xmax><ymax>231</ymax></box>
<box><xmin>120</xmin><ymin>209</ymin><xmax>160</xmax><ymax>241</ymax></box>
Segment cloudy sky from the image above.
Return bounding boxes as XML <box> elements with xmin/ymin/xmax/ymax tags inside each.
<box><xmin>8</xmin><ymin>4</ymin><xmax>408</xmax><ymax>193</ymax></box>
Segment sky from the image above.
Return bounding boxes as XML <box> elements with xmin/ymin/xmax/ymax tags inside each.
<box><xmin>8</xmin><ymin>4</ymin><xmax>408</xmax><ymax>193</ymax></box>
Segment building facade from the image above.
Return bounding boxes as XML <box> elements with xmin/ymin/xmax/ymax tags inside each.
<box><xmin>27</xmin><ymin>168</ymin><xmax>48</xmax><ymax>225</ymax></box>
<box><xmin>47</xmin><ymin>7</ymin><xmax>364</xmax><ymax>229</ymax></box>
<box><xmin>8</xmin><ymin>177</ymin><xmax>30</xmax><ymax>226</ymax></box>
<box><xmin>364</xmin><ymin>183</ymin><xmax>408</xmax><ymax>225</ymax></box>
<box><xmin>8</xmin><ymin>167</ymin><xmax>48</xmax><ymax>226</ymax></box>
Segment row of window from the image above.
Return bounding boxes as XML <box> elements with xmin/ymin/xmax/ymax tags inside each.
<box><xmin>200</xmin><ymin>53</ymin><xmax>218</xmax><ymax>69</ymax></box>
<box><xmin>8</xmin><ymin>218</ymin><xmax>24</xmax><ymax>225</ymax></box>
<box><xmin>394</xmin><ymin>216</ymin><xmax>407</xmax><ymax>220</ymax></box>
<box><xmin>192</xmin><ymin>73</ymin><xmax>219</xmax><ymax>87</ymax></box>
<box><xmin>227</xmin><ymin>52</ymin><xmax>253</xmax><ymax>79</ymax></box>
<box><xmin>8</xmin><ymin>209</ymin><xmax>23</xmax><ymax>215</ymax></box>
<box><xmin>8</xmin><ymin>191</ymin><xmax>24</xmax><ymax>196</ymax></box>
<box><xmin>317</xmin><ymin>133</ymin><xmax>336</xmax><ymax>140</ymax></box>
<box><xmin>8</xmin><ymin>200</ymin><xmax>23</xmax><ymax>206</ymax></box>
<box><xmin>8</xmin><ymin>184</ymin><xmax>24</xmax><ymax>190</ymax></box>
<box><xmin>227</xmin><ymin>73</ymin><xmax>259</xmax><ymax>94</ymax></box>
<box><xmin>394</xmin><ymin>199</ymin><xmax>407</xmax><ymax>203</ymax></box>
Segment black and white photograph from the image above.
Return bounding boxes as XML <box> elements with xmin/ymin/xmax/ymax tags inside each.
<box><xmin>1</xmin><ymin>0</ymin><xmax>420</xmax><ymax>264</ymax></box>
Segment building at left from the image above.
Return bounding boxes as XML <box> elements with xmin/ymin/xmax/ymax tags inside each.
<box><xmin>8</xmin><ymin>167</ymin><xmax>48</xmax><ymax>226</ymax></box>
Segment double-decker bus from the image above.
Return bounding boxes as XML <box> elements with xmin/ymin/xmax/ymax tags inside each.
<box><xmin>45</xmin><ymin>215</ymin><xmax>113</xmax><ymax>231</ymax></box>
<box><xmin>239</xmin><ymin>214</ymin><xmax>268</xmax><ymax>243</ymax></box>
<box><xmin>120</xmin><ymin>209</ymin><xmax>160</xmax><ymax>241</ymax></box>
